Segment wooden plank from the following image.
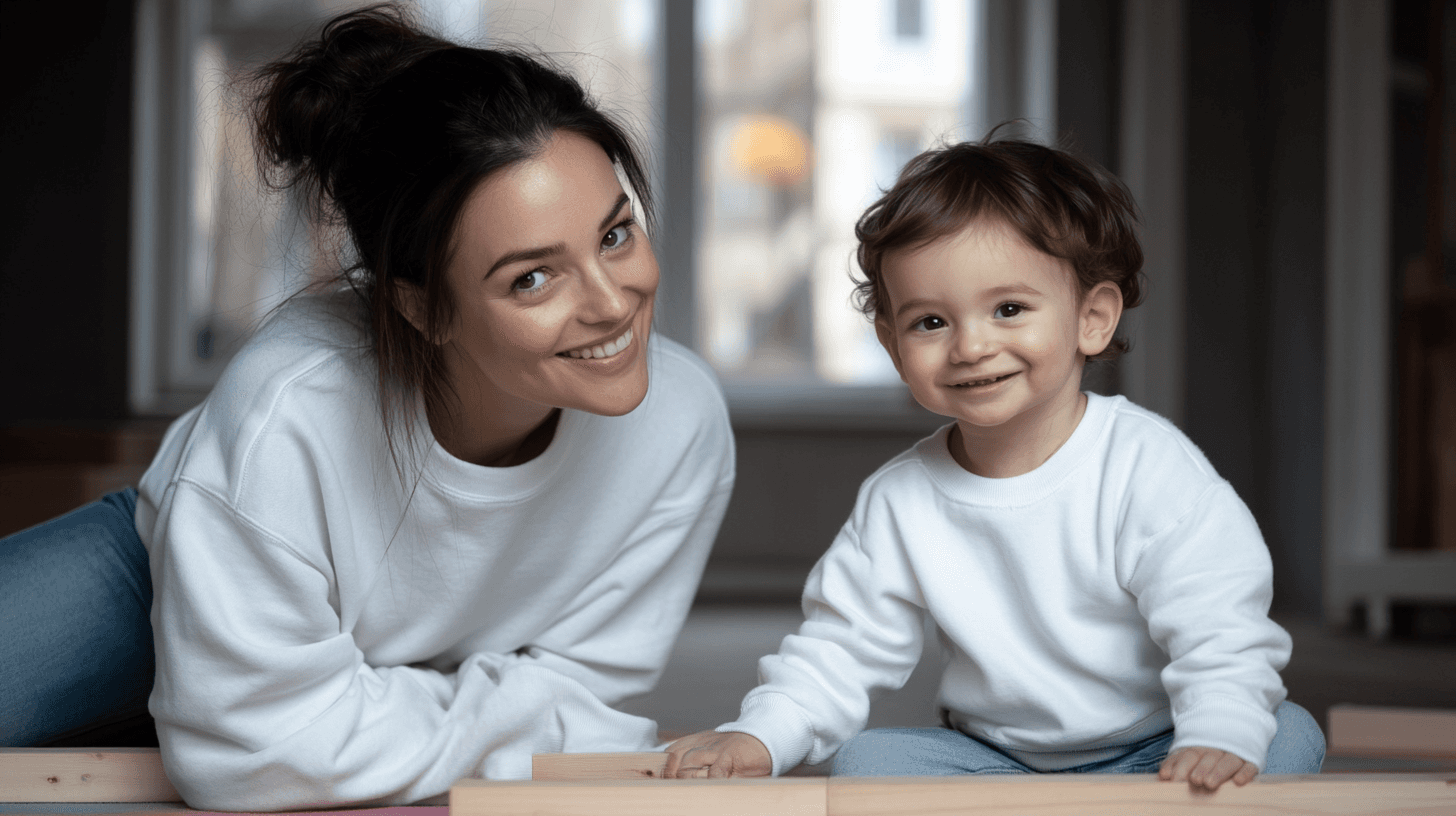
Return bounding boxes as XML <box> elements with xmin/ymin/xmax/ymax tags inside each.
<box><xmin>826</xmin><ymin>774</ymin><xmax>1456</xmax><ymax>815</ymax></box>
<box><xmin>0</xmin><ymin>747</ymin><xmax>180</xmax><ymax>803</ymax></box>
<box><xmin>451</xmin><ymin>777</ymin><xmax>826</xmax><ymax>816</ymax></box>
<box><xmin>532</xmin><ymin>751</ymin><xmax>669</xmax><ymax>780</ymax></box>
<box><xmin>1328</xmin><ymin>704</ymin><xmax>1456</xmax><ymax>758</ymax></box>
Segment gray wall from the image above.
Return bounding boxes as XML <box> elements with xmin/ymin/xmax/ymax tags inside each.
<box><xmin>1183</xmin><ymin>0</ymin><xmax>1327</xmax><ymax>615</ymax></box>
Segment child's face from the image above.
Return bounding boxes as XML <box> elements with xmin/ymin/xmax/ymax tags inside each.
<box><xmin>874</xmin><ymin>219</ymin><xmax>1121</xmax><ymax>436</ymax></box>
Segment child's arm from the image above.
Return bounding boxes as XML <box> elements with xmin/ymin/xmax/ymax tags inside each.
<box><xmin>663</xmin><ymin>731</ymin><xmax>772</xmax><ymax>778</ymax></box>
<box><xmin>1124</xmin><ymin>481</ymin><xmax>1292</xmax><ymax>778</ymax></box>
<box><xmin>663</xmin><ymin>508</ymin><xmax>926</xmax><ymax>778</ymax></box>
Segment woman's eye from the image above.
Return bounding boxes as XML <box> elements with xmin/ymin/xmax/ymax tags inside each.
<box><xmin>512</xmin><ymin>270</ymin><xmax>548</xmax><ymax>293</ymax></box>
<box><xmin>602</xmin><ymin>222</ymin><xmax>634</xmax><ymax>250</ymax></box>
<box><xmin>995</xmin><ymin>303</ymin><xmax>1024</xmax><ymax>318</ymax></box>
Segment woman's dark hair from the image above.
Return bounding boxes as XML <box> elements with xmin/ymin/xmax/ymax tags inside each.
<box><xmin>853</xmin><ymin>133</ymin><xmax>1144</xmax><ymax>360</ymax></box>
<box><xmin>251</xmin><ymin>3</ymin><xmax>654</xmax><ymax>468</ymax></box>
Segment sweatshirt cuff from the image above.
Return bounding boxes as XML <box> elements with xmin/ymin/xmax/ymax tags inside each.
<box><xmin>1170</xmin><ymin>695</ymin><xmax>1278</xmax><ymax>771</ymax></box>
<box><xmin>716</xmin><ymin>692</ymin><xmax>817</xmax><ymax>776</ymax></box>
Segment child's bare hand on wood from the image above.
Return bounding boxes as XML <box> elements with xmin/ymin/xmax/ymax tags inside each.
<box><xmin>664</xmin><ymin>730</ymin><xmax>772</xmax><ymax>778</ymax></box>
<box><xmin>1158</xmin><ymin>746</ymin><xmax>1258</xmax><ymax>791</ymax></box>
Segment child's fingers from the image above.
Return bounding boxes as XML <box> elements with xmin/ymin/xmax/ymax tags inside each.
<box><xmin>1185</xmin><ymin>750</ymin><xmax>1223</xmax><ymax>789</ymax></box>
<box><xmin>667</xmin><ymin>742</ymin><xmax>716</xmax><ymax>778</ymax></box>
<box><xmin>1232</xmin><ymin>762</ymin><xmax>1259</xmax><ymax>786</ymax></box>
<box><xmin>1189</xmin><ymin>751</ymin><xmax>1244</xmax><ymax>791</ymax></box>
<box><xmin>1158</xmin><ymin>748</ymin><xmax>1199</xmax><ymax>781</ymax></box>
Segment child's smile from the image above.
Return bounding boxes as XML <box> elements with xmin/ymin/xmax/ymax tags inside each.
<box><xmin>874</xmin><ymin>218</ymin><xmax>1121</xmax><ymax>477</ymax></box>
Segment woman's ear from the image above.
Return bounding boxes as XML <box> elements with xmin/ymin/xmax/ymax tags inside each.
<box><xmin>393</xmin><ymin>281</ymin><xmax>453</xmax><ymax>345</ymax></box>
<box><xmin>1078</xmin><ymin>281</ymin><xmax>1124</xmax><ymax>358</ymax></box>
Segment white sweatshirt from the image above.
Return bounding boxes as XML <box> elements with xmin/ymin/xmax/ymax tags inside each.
<box><xmin>719</xmin><ymin>393</ymin><xmax>1290</xmax><ymax>775</ymax></box>
<box><xmin>135</xmin><ymin>291</ymin><xmax>735</xmax><ymax>811</ymax></box>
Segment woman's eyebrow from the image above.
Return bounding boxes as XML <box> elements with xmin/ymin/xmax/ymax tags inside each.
<box><xmin>485</xmin><ymin>193</ymin><xmax>632</xmax><ymax>280</ymax></box>
<box><xmin>598</xmin><ymin>192</ymin><xmax>630</xmax><ymax>231</ymax></box>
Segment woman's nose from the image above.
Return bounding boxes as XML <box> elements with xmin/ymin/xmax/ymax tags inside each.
<box><xmin>578</xmin><ymin>261</ymin><xmax>633</xmax><ymax>325</ymax></box>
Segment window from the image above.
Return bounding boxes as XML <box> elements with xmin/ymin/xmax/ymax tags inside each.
<box><xmin>133</xmin><ymin>0</ymin><xmax>1008</xmax><ymax>423</ymax></box>
<box><xmin>895</xmin><ymin>0</ymin><xmax>925</xmax><ymax>40</ymax></box>
<box><xmin>698</xmin><ymin>0</ymin><xmax>972</xmax><ymax>391</ymax></box>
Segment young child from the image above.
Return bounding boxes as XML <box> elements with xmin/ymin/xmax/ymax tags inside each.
<box><xmin>664</xmin><ymin>138</ymin><xmax>1324</xmax><ymax>791</ymax></box>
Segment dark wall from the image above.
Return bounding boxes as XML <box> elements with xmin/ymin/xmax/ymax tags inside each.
<box><xmin>1183</xmin><ymin>0</ymin><xmax>1327</xmax><ymax>615</ymax></box>
<box><xmin>0</xmin><ymin>0</ymin><xmax>135</xmax><ymax>424</ymax></box>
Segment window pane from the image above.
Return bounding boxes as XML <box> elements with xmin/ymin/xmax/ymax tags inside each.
<box><xmin>698</xmin><ymin>0</ymin><xmax>973</xmax><ymax>385</ymax></box>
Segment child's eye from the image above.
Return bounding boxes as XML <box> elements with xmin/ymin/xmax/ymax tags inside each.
<box><xmin>995</xmin><ymin>302</ymin><xmax>1025</xmax><ymax>318</ymax></box>
<box><xmin>912</xmin><ymin>316</ymin><xmax>947</xmax><ymax>332</ymax></box>
<box><xmin>602</xmin><ymin>220</ymin><xmax>635</xmax><ymax>251</ymax></box>
<box><xmin>512</xmin><ymin>269</ymin><xmax>549</xmax><ymax>294</ymax></box>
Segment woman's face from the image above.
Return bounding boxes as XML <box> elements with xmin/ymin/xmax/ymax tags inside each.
<box><xmin>435</xmin><ymin>131</ymin><xmax>658</xmax><ymax>422</ymax></box>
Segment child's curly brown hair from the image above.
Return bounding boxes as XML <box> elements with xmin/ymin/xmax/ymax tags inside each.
<box><xmin>854</xmin><ymin>135</ymin><xmax>1145</xmax><ymax>360</ymax></box>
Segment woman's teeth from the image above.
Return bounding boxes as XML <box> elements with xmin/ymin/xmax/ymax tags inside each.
<box><xmin>565</xmin><ymin>327</ymin><xmax>633</xmax><ymax>359</ymax></box>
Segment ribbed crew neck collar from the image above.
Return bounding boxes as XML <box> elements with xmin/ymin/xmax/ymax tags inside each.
<box><xmin>917</xmin><ymin>392</ymin><xmax>1119</xmax><ymax>508</ymax></box>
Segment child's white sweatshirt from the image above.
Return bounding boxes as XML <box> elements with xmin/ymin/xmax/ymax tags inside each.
<box><xmin>719</xmin><ymin>393</ymin><xmax>1290</xmax><ymax>775</ymax></box>
<box><xmin>135</xmin><ymin>291</ymin><xmax>735</xmax><ymax>810</ymax></box>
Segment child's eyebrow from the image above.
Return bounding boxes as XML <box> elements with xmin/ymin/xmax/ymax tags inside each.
<box><xmin>894</xmin><ymin>298</ymin><xmax>938</xmax><ymax>318</ymax></box>
<box><xmin>984</xmin><ymin>283</ymin><xmax>1045</xmax><ymax>298</ymax></box>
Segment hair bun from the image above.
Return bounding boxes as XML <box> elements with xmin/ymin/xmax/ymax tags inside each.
<box><xmin>252</xmin><ymin>4</ymin><xmax>449</xmax><ymax>203</ymax></box>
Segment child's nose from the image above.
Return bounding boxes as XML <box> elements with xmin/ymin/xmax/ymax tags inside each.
<box><xmin>950</xmin><ymin>324</ymin><xmax>996</xmax><ymax>364</ymax></box>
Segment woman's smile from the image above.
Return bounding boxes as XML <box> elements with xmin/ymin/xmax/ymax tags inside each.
<box><xmin>561</xmin><ymin>325</ymin><xmax>634</xmax><ymax>359</ymax></box>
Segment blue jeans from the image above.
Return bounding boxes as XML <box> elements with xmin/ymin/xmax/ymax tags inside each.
<box><xmin>0</xmin><ymin>489</ymin><xmax>156</xmax><ymax>746</ymax></box>
<box><xmin>832</xmin><ymin>701</ymin><xmax>1325</xmax><ymax>776</ymax></box>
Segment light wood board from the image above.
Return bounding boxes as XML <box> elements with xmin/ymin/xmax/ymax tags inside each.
<box><xmin>0</xmin><ymin>747</ymin><xmax>180</xmax><ymax>803</ymax></box>
<box><xmin>1328</xmin><ymin>704</ymin><xmax>1456</xmax><ymax>758</ymax></box>
<box><xmin>826</xmin><ymin>774</ymin><xmax>1456</xmax><ymax>815</ymax></box>
<box><xmin>452</xmin><ymin>777</ymin><xmax>827</xmax><ymax>816</ymax></box>
<box><xmin>532</xmin><ymin>751</ymin><xmax>669</xmax><ymax>780</ymax></box>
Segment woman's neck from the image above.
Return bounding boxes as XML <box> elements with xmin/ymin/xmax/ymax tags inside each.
<box><xmin>428</xmin><ymin>349</ymin><xmax>561</xmax><ymax>468</ymax></box>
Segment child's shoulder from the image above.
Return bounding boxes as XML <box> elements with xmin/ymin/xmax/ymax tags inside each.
<box><xmin>1095</xmin><ymin>394</ymin><xmax>1220</xmax><ymax>482</ymax></box>
<box><xmin>845</xmin><ymin>424</ymin><xmax>956</xmax><ymax>508</ymax></box>
<box><xmin>1092</xmin><ymin>394</ymin><xmax>1236</xmax><ymax>534</ymax></box>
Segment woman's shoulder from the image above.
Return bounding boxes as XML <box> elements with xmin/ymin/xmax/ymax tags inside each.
<box><xmin>144</xmin><ymin>290</ymin><xmax>381</xmax><ymax>498</ymax></box>
<box><xmin>642</xmin><ymin>335</ymin><xmax>732</xmax><ymax>426</ymax></box>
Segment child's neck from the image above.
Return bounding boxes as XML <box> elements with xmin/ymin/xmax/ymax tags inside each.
<box><xmin>949</xmin><ymin>390</ymin><xmax>1089</xmax><ymax>478</ymax></box>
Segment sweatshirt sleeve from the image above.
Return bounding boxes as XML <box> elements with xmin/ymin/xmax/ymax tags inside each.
<box><xmin>716</xmin><ymin>518</ymin><xmax>927</xmax><ymax>775</ymax></box>
<box><xmin>504</xmin><ymin>472</ymin><xmax>736</xmax><ymax>707</ymax></box>
<box><xmin>147</xmin><ymin>481</ymin><xmax>662</xmax><ymax>812</ymax></box>
<box><xmin>1124</xmin><ymin>481</ymin><xmax>1292</xmax><ymax>770</ymax></box>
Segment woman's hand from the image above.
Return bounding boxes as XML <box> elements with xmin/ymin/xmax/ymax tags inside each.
<box><xmin>663</xmin><ymin>730</ymin><xmax>772</xmax><ymax>778</ymax></box>
<box><xmin>1158</xmin><ymin>746</ymin><xmax>1258</xmax><ymax>791</ymax></box>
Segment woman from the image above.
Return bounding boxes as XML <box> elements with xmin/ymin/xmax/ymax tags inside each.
<box><xmin>0</xmin><ymin>5</ymin><xmax>734</xmax><ymax>810</ymax></box>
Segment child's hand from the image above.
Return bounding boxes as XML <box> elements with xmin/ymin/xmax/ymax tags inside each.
<box><xmin>663</xmin><ymin>730</ymin><xmax>772</xmax><ymax>778</ymax></box>
<box><xmin>1158</xmin><ymin>746</ymin><xmax>1258</xmax><ymax>791</ymax></box>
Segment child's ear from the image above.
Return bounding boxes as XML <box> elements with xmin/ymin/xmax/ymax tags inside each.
<box><xmin>393</xmin><ymin>281</ymin><xmax>454</xmax><ymax>345</ymax></box>
<box><xmin>874</xmin><ymin>317</ymin><xmax>908</xmax><ymax>383</ymax></box>
<box><xmin>1078</xmin><ymin>281</ymin><xmax>1123</xmax><ymax>358</ymax></box>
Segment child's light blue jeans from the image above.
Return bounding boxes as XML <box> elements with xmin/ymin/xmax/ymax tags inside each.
<box><xmin>832</xmin><ymin>701</ymin><xmax>1325</xmax><ymax>776</ymax></box>
<box><xmin>0</xmin><ymin>489</ymin><xmax>155</xmax><ymax>746</ymax></box>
